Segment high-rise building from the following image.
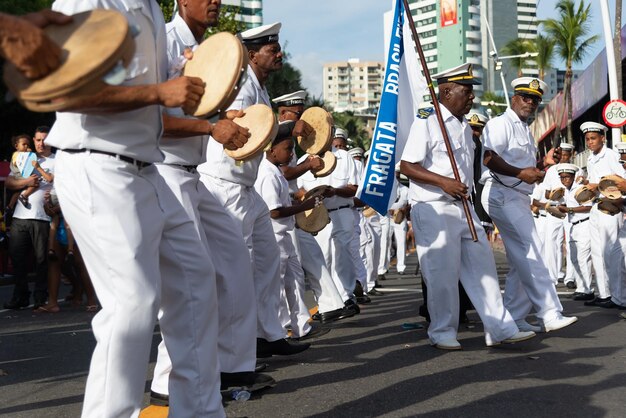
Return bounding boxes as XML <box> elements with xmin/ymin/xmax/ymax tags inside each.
<box><xmin>323</xmin><ymin>59</ymin><xmax>384</xmax><ymax>114</ymax></box>
<box><xmin>222</xmin><ymin>0</ymin><xmax>262</xmax><ymax>29</ymax></box>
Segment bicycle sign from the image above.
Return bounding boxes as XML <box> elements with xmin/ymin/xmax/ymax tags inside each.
<box><xmin>603</xmin><ymin>99</ymin><xmax>626</xmax><ymax>128</ymax></box>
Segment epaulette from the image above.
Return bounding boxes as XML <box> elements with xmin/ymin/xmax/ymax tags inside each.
<box><xmin>417</xmin><ymin>107</ymin><xmax>434</xmax><ymax>119</ymax></box>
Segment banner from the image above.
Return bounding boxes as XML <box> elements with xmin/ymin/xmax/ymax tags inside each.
<box><xmin>356</xmin><ymin>0</ymin><xmax>426</xmax><ymax>214</ymax></box>
<box><xmin>441</xmin><ymin>0</ymin><xmax>458</xmax><ymax>27</ymax></box>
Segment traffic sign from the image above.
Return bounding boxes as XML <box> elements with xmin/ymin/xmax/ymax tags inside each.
<box><xmin>603</xmin><ymin>99</ymin><xmax>626</xmax><ymax>128</ymax></box>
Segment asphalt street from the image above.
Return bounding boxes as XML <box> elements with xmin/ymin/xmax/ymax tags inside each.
<box><xmin>1</xmin><ymin>248</ymin><xmax>625</xmax><ymax>418</ymax></box>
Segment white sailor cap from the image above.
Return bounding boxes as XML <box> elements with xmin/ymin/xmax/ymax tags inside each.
<box><xmin>466</xmin><ymin>111</ymin><xmax>488</xmax><ymax>127</ymax></box>
<box><xmin>559</xmin><ymin>143</ymin><xmax>575</xmax><ymax>152</ymax></box>
<box><xmin>511</xmin><ymin>77</ymin><xmax>548</xmax><ymax>98</ymax></box>
<box><xmin>432</xmin><ymin>63</ymin><xmax>481</xmax><ymax>85</ymax></box>
<box><xmin>580</xmin><ymin>122</ymin><xmax>608</xmax><ymax>134</ymax></box>
<box><xmin>395</xmin><ymin>162</ymin><xmax>401</xmax><ymax>172</ymax></box>
<box><xmin>614</xmin><ymin>142</ymin><xmax>626</xmax><ymax>153</ymax></box>
<box><xmin>556</xmin><ymin>163</ymin><xmax>579</xmax><ymax>174</ymax></box>
<box><xmin>348</xmin><ymin>147</ymin><xmax>364</xmax><ymax>158</ymax></box>
<box><xmin>272</xmin><ymin>90</ymin><xmax>306</xmax><ymax>107</ymax></box>
<box><xmin>334</xmin><ymin>127</ymin><xmax>347</xmax><ymax>140</ymax></box>
<box><xmin>364</xmin><ymin>149</ymin><xmax>370</xmax><ymax>158</ymax></box>
<box><xmin>239</xmin><ymin>22</ymin><xmax>281</xmax><ymax>45</ymax></box>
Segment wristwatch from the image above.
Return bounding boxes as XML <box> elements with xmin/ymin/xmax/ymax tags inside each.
<box><xmin>568</xmin><ymin>208</ymin><xmax>574</xmax><ymax>215</ymax></box>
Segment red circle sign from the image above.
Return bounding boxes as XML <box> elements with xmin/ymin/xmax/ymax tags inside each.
<box><xmin>603</xmin><ymin>99</ymin><xmax>626</xmax><ymax>128</ymax></box>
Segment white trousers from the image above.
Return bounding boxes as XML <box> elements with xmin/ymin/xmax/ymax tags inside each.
<box><xmin>392</xmin><ymin>219</ymin><xmax>408</xmax><ymax>273</ymax></box>
<box><xmin>378</xmin><ymin>216</ymin><xmax>392</xmax><ymax>275</ymax></box>
<box><xmin>293</xmin><ymin>228</ymin><xmax>347</xmax><ymax>310</ymax></box>
<box><xmin>361</xmin><ymin>214</ymin><xmax>381</xmax><ymax>292</ymax></box>
<box><xmin>589</xmin><ymin>206</ymin><xmax>623</xmax><ymax>299</ymax></box>
<box><xmin>607</xmin><ymin>217</ymin><xmax>626</xmax><ymax>306</ymax></box>
<box><xmin>411</xmin><ymin>201</ymin><xmax>518</xmax><ymax>346</ymax></box>
<box><xmin>276</xmin><ymin>231</ymin><xmax>311</xmax><ymax>337</ymax></box>
<box><xmin>315</xmin><ymin>207</ymin><xmax>357</xmax><ymax>299</ymax></box>
<box><xmin>533</xmin><ymin>214</ymin><xmax>546</xmax><ymax>250</ymax></box>
<box><xmin>55</xmin><ymin>153</ymin><xmax>224</xmax><ymax>418</ymax></box>
<box><xmin>201</xmin><ymin>176</ymin><xmax>285</xmax><ymax>341</ymax></box>
<box><xmin>351</xmin><ymin>210</ymin><xmax>368</xmax><ymax>285</ymax></box>
<box><xmin>151</xmin><ymin>165</ymin><xmax>258</xmax><ymax>398</ymax></box>
<box><xmin>543</xmin><ymin>215</ymin><xmax>564</xmax><ymax>284</ymax></box>
<box><xmin>566</xmin><ymin>220</ymin><xmax>593</xmax><ymax>294</ymax></box>
<box><xmin>482</xmin><ymin>182</ymin><xmax>562</xmax><ymax>322</ymax></box>
<box><xmin>563</xmin><ymin>218</ymin><xmax>575</xmax><ymax>284</ymax></box>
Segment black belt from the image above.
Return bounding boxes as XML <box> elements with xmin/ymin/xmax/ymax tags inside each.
<box><xmin>532</xmin><ymin>213</ymin><xmax>547</xmax><ymax>218</ymax></box>
<box><xmin>63</xmin><ymin>148</ymin><xmax>152</xmax><ymax>169</ymax></box>
<box><xmin>571</xmin><ymin>217</ymin><xmax>590</xmax><ymax>226</ymax></box>
<box><xmin>327</xmin><ymin>205</ymin><xmax>351</xmax><ymax>213</ymax></box>
<box><xmin>169</xmin><ymin>164</ymin><xmax>197</xmax><ymax>173</ymax></box>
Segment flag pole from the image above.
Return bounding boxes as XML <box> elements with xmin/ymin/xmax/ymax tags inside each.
<box><xmin>401</xmin><ymin>0</ymin><xmax>478</xmax><ymax>242</ymax></box>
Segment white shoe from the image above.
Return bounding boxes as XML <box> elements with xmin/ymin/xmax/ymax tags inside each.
<box><xmin>541</xmin><ymin>315</ymin><xmax>578</xmax><ymax>332</ymax></box>
<box><xmin>432</xmin><ymin>339</ymin><xmax>462</xmax><ymax>350</ymax></box>
<box><xmin>515</xmin><ymin>319</ymin><xmax>542</xmax><ymax>333</ymax></box>
<box><xmin>487</xmin><ymin>331</ymin><xmax>536</xmax><ymax>347</ymax></box>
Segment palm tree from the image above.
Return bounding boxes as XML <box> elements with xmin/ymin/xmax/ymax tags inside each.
<box><xmin>501</xmin><ymin>38</ymin><xmax>536</xmax><ymax>77</ymax></box>
<box><xmin>332</xmin><ymin>111</ymin><xmax>370</xmax><ymax>150</ymax></box>
<box><xmin>481</xmin><ymin>91</ymin><xmax>507</xmax><ymax>116</ymax></box>
<box><xmin>542</xmin><ymin>0</ymin><xmax>599</xmax><ymax>144</ymax></box>
<box><xmin>534</xmin><ymin>34</ymin><xmax>556</xmax><ymax>80</ymax></box>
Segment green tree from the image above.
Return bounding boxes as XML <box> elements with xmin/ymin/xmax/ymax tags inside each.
<box><xmin>0</xmin><ymin>0</ymin><xmax>53</xmax><ymax>15</ymax></box>
<box><xmin>332</xmin><ymin>111</ymin><xmax>370</xmax><ymax>150</ymax></box>
<box><xmin>501</xmin><ymin>38</ymin><xmax>536</xmax><ymax>77</ymax></box>
<box><xmin>158</xmin><ymin>1</ymin><xmax>245</xmax><ymax>35</ymax></box>
<box><xmin>534</xmin><ymin>34</ymin><xmax>555</xmax><ymax>80</ymax></box>
<box><xmin>542</xmin><ymin>0</ymin><xmax>598</xmax><ymax>143</ymax></box>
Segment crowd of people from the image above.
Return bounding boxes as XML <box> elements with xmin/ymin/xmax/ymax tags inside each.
<box><xmin>1</xmin><ymin>1</ymin><xmax>625</xmax><ymax>417</ymax></box>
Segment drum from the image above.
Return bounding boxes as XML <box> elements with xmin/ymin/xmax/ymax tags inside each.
<box><xmin>574</xmin><ymin>186</ymin><xmax>597</xmax><ymax>204</ymax></box>
<box><xmin>597</xmin><ymin>198</ymin><xmax>623</xmax><ymax>216</ymax></box>
<box><xmin>544</xmin><ymin>204</ymin><xmax>566</xmax><ymax>219</ymax></box>
<box><xmin>295</xmin><ymin>186</ymin><xmax>330</xmax><ymax>235</ymax></box>
<box><xmin>183</xmin><ymin>32</ymin><xmax>248</xmax><ymax>118</ymax></box>
<box><xmin>4</xmin><ymin>9</ymin><xmax>135</xmax><ymax>112</ymax></box>
<box><xmin>225</xmin><ymin>104</ymin><xmax>278</xmax><ymax>161</ymax></box>
<box><xmin>297</xmin><ymin>107</ymin><xmax>334</xmax><ymax>155</ymax></box>
<box><xmin>392</xmin><ymin>209</ymin><xmax>405</xmax><ymax>224</ymax></box>
<box><xmin>547</xmin><ymin>187</ymin><xmax>565</xmax><ymax>201</ymax></box>
<box><xmin>312</xmin><ymin>150</ymin><xmax>337</xmax><ymax>178</ymax></box>
<box><xmin>598</xmin><ymin>174</ymin><xmax>624</xmax><ymax>199</ymax></box>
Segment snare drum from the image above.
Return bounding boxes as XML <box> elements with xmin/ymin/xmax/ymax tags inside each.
<box><xmin>297</xmin><ymin>107</ymin><xmax>334</xmax><ymax>155</ymax></box>
<box><xmin>312</xmin><ymin>150</ymin><xmax>337</xmax><ymax>178</ymax></box>
<box><xmin>225</xmin><ymin>104</ymin><xmax>278</xmax><ymax>161</ymax></box>
<box><xmin>183</xmin><ymin>32</ymin><xmax>248</xmax><ymax>118</ymax></box>
<box><xmin>4</xmin><ymin>9</ymin><xmax>135</xmax><ymax>112</ymax></box>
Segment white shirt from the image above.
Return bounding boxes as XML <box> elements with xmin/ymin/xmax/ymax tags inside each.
<box><xmin>13</xmin><ymin>154</ymin><xmax>55</xmax><ymax>222</ymax></box>
<box><xmin>160</xmin><ymin>13</ymin><xmax>207</xmax><ymax>166</ymax></box>
<box><xmin>47</xmin><ymin>0</ymin><xmax>167</xmax><ymax>163</ymax></box>
<box><xmin>564</xmin><ymin>183</ymin><xmax>592</xmax><ymax>223</ymax></box>
<box><xmin>198</xmin><ymin>65</ymin><xmax>271</xmax><ymax>186</ymax></box>
<box><xmin>255</xmin><ymin>158</ymin><xmax>293</xmax><ymax>234</ymax></box>
<box><xmin>586</xmin><ymin>146</ymin><xmax>626</xmax><ymax>198</ymax></box>
<box><xmin>480</xmin><ymin>108</ymin><xmax>537</xmax><ymax>195</ymax></box>
<box><xmin>537</xmin><ymin>164</ymin><xmax>585</xmax><ymax>203</ymax></box>
<box><xmin>297</xmin><ymin>148</ymin><xmax>358</xmax><ymax>210</ymax></box>
<box><xmin>401</xmin><ymin>103</ymin><xmax>475</xmax><ymax>203</ymax></box>
<box><xmin>390</xmin><ymin>182</ymin><xmax>409</xmax><ymax>211</ymax></box>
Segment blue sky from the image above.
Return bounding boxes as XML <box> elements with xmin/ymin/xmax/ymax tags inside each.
<box><xmin>263</xmin><ymin>0</ymin><xmax>624</xmax><ymax>98</ymax></box>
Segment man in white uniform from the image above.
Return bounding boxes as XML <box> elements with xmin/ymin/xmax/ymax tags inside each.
<box><xmin>581</xmin><ymin>122</ymin><xmax>626</xmax><ymax>308</ymax></box>
<box><xmin>149</xmin><ymin>0</ymin><xmax>274</xmax><ymax>405</ymax></box>
<box><xmin>197</xmin><ymin>23</ymin><xmax>310</xmax><ymax>357</ymax></box>
<box><xmin>401</xmin><ymin>63</ymin><xmax>534</xmax><ymax>349</ymax></box>
<box><xmin>389</xmin><ymin>165</ymin><xmax>410</xmax><ymax>275</ymax></box>
<box><xmin>48</xmin><ymin>0</ymin><xmax>226</xmax><ymax>416</ymax></box>
<box><xmin>480</xmin><ymin>77</ymin><xmax>577</xmax><ymax>333</ymax></box>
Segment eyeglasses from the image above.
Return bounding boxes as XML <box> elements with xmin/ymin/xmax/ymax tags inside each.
<box><xmin>285</xmin><ymin>109</ymin><xmax>302</xmax><ymax>117</ymax></box>
<box><xmin>516</xmin><ymin>94</ymin><xmax>541</xmax><ymax>105</ymax></box>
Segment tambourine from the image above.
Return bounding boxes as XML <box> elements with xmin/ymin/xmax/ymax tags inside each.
<box><xmin>544</xmin><ymin>204</ymin><xmax>566</xmax><ymax>219</ymax></box>
<box><xmin>312</xmin><ymin>150</ymin><xmax>337</xmax><ymax>178</ymax></box>
<box><xmin>363</xmin><ymin>207</ymin><xmax>377</xmax><ymax>218</ymax></box>
<box><xmin>392</xmin><ymin>209</ymin><xmax>405</xmax><ymax>224</ymax></box>
<box><xmin>574</xmin><ymin>186</ymin><xmax>597</xmax><ymax>204</ymax></box>
<box><xmin>547</xmin><ymin>187</ymin><xmax>565</xmax><ymax>201</ymax></box>
<box><xmin>295</xmin><ymin>186</ymin><xmax>330</xmax><ymax>235</ymax></box>
<box><xmin>225</xmin><ymin>104</ymin><xmax>278</xmax><ymax>161</ymax></box>
<box><xmin>598</xmin><ymin>174</ymin><xmax>624</xmax><ymax>200</ymax></box>
<box><xmin>4</xmin><ymin>9</ymin><xmax>135</xmax><ymax>112</ymax></box>
<box><xmin>183</xmin><ymin>32</ymin><xmax>248</xmax><ymax>118</ymax></box>
<box><xmin>297</xmin><ymin>107</ymin><xmax>334</xmax><ymax>155</ymax></box>
<box><xmin>597</xmin><ymin>198</ymin><xmax>623</xmax><ymax>216</ymax></box>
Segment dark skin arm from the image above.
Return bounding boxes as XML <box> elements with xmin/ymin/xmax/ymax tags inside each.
<box><xmin>557</xmin><ymin>205</ymin><xmax>592</xmax><ymax>214</ymax></box>
<box><xmin>6</xmin><ymin>174</ymin><xmax>39</xmax><ymax>191</ymax></box>
<box><xmin>400</xmin><ymin>160</ymin><xmax>467</xmax><ymax>199</ymax></box>
<box><xmin>281</xmin><ymin>155</ymin><xmax>324</xmax><ymax>180</ymax></box>
<box><xmin>162</xmin><ymin>112</ymin><xmax>250</xmax><ymax>150</ymax></box>
<box><xmin>483</xmin><ymin>150</ymin><xmax>545</xmax><ymax>184</ymax></box>
<box><xmin>270</xmin><ymin>196</ymin><xmax>319</xmax><ymax>219</ymax></box>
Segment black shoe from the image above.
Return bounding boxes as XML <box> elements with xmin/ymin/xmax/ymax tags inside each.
<box><xmin>311</xmin><ymin>312</ymin><xmax>321</xmax><ymax>321</ymax></box>
<box><xmin>344</xmin><ymin>299</ymin><xmax>360</xmax><ymax>315</ymax></box>
<box><xmin>418</xmin><ymin>304</ymin><xmax>431</xmax><ymax>323</ymax></box>
<box><xmin>4</xmin><ymin>298</ymin><xmax>30</xmax><ymax>310</ymax></box>
<box><xmin>319</xmin><ymin>307</ymin><xmax>356</xmax><ymax>324</ymax></box>
<box><xmin>584</xmin><ymin>297</ymin><xmax>612</xmax><ymax>307</ymax></box>
<box><xmin>573</xmin><ymin>292</ymin><xmax>595</xmax><ymax>301</ymax></box>
<box><xmin>150</xmin><ymin>390</ymin><xmax>169</xmax><ymax>406</ymax></box>
<box><xmin>292</xmin><ymin>323</ymin><xmax>331</xmax><ymax>341</ymax></box>
<box><xmin>566</xmin><ymin>281</ymin><xmax>576</xmax><ymax>290</ymax></box>
<box><xmin>255</xmin><ymin>363</ymin><xmax>268</xmax><ymax>373</ymax></box>
<box><xmin>256</xmin><ymin>338</ymin><xmax>310</xmax><ymax>358</ymax></box>
<box><xmin>220</xmin><ymin>371</ymin><xmax>276</xmax><ymax>392</ymax></box>
<box><xmin>356</xmin><ymin>295</ymin><xmax>371</xmax><ymax>304</ymax></box>
<box><xmin>368</xmin><ymin>289</ymin><xmax>384</xmax><ymax>296</ymax></box>
<box><xmin>377</xmin><ymin>274</ymin><xmax>386</xmax><ymax>281</ymax></box>
<box><xmin>374</xmin><ymin>281</ymin><xmax>384</xmax><ymax>289</ymax></box>
<box><xmin>354</xmin><ymin>281</ymin><xmax>364</xmax><ymax>297</ymax></box>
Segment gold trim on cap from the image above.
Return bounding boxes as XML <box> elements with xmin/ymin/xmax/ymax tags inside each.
<box><xmin>515</xmin><ymin>86</ymin><xmax>542</xmax><ymax>96</ymax></box>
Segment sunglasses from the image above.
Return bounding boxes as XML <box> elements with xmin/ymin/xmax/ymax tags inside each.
<box><xmin>516</xmin><ymin>93</ymin><xmax>541</xmax><ymax>105</ymax></box>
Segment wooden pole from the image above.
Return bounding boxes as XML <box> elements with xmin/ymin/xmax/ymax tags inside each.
<box><xmin>401</xmin><ymin>0</ymin><xmax>478</xmax><ymax>241</ymax></box>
